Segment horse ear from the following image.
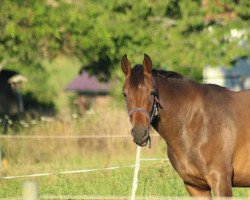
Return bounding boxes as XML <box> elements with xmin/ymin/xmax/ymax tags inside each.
<box><xmin>143</xmin><ymin>54</ymin><xmax>152</xmax><ymax>75</ymax></box>
<box><xmin>121</xmin><ymin>54</ymin><xmax>131</xmax><ymax>76</ymax></box>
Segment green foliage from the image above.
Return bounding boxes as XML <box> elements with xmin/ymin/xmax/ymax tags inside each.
<box><xmin>0</xmin><ymin>0</ymin><xmax>249</xmax><ymax>106</ymax></box>
<box><xmin>166</xmin><ymin>0</ymin><xmax>180</xmax><ymax>19</ymax></box>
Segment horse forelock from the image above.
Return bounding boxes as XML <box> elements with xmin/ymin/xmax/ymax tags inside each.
<box><xmin>129</xmin><ymin>64</ymin><xmax>144</xmax><ymax>88</ymax></box>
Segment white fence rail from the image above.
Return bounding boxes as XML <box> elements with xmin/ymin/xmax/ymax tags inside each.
<box><xmin>0</xmin><ymin>134</ymin><xmax>133</xmax><ymax>139</ymax></box>
<box><xmin>1</xmin><ymin>164</ymin><xmax>137</xmax><ymax>180</ymax></box>
<box><xmin>0</xmin><ymin>134</ymin><xmax>160</xmax><ymax>139</ymax></box>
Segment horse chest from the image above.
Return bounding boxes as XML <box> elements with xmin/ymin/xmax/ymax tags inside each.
<box><xmin>167</xmin><ymin>148</ymin><xmax>208</xmax><ymax>187</ymax></box>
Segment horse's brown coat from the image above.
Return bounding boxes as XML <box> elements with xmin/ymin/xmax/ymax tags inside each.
<box><xmin>121</xmin><ymin>54</ymin><xmax>250</xmax><ymax>197</ymax></box>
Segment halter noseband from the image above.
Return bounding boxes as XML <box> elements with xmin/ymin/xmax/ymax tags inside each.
<box><xmin>128</xmin><ymin>108</ymin><xmax>150</xmax><ymax>121</ymax></box>
<box><xmin>128</xmin><ymin>97</ymin><xmax>159</xmax><ymax>125</ymax></box>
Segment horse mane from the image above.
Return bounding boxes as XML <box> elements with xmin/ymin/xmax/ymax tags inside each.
<box><xmin>129</xmin><ymin>65</ymin><xmax>186</xmax><ymax>87</ymax></box>
<box><xmin>152</xmin><ymin>69</ymin><xmax>185</xmax><ymax>80</ymax></box>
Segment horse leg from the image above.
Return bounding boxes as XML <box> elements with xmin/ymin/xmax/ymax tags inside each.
<box><xmin>185</xmin><ymin>184</ymin><xmax>212</xmax><ymax>198</ymax></box>
<box><xmin>206</xmin><ymin>171</ymin><xmax>233</xmax><ymax>197</ymax></box>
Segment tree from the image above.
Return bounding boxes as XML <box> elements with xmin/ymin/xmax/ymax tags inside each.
<box><xmin>0</xmin><ymin>0</ymin><xmax>249</xmax><ymax>105</ymax></box>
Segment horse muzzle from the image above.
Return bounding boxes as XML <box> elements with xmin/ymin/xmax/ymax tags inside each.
<box><xmin>131</xmin><ymin>126</ymin><xmax>150</xmax><ymax>147</ymax></box>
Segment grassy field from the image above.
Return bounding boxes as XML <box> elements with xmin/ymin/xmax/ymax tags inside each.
<box><xmin>0</xmin><ymin>106</ymin><xmax>249</xmax><ymax>198</ymax></box>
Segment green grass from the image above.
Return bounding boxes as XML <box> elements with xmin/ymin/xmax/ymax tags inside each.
<box><xmin>0</xmin><ymin>170</ymin><xmax>134</xmax><ymax>197</ymax></box>
<box><xmin>0</xmin><ymin>162</ymin><xmax>248</xmax><ymax>198</ymax></box>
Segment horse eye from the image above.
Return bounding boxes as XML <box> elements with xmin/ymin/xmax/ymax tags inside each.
<box><xmin>123</xmin><ymin>92</ymin><xmax>127</xmax><ymax>97</ymax></box>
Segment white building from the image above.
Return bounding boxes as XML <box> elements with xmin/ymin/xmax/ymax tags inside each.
<box><xmin>203</xmin><ymin>56</ymin><xmax>250</xmax><ymax>91</ymax></box>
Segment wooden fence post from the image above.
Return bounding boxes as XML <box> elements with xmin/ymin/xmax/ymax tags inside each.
<box><xmin>131</xmin><ymin>146</ymin><xmax>141</xmax><ymax>200</ymax></box>
<box><xmin>23</xmin><ymin>181</ymin><xmax>38</xmax><ymax>200</ymax></box>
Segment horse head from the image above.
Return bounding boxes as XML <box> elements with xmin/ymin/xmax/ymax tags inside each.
<box><xmin>121</xmin><ymin>54</ymin><xmax>159</xmax><ymax>147</ymax></box>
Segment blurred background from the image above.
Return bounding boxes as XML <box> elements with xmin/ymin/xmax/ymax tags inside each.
<box><xmin>0</xmin><ymin>0</ymin><xmax>249</xmax><ymax>198</ymax></box>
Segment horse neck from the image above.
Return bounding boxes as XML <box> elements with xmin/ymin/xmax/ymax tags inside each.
<box><xmin>156</xmin><ymin>77</ymin><xmax>199</xmax><ymax>109</ymax></box>
<box><xmin>155</xmin><ymin>77</ymin><xmax>203</xmax><ymax>149</ymax></box>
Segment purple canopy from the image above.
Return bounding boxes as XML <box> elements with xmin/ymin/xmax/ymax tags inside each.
<box><xmin>65</xmin><ymin>71</ymin><xmax>110</xmax><ymax>93</ymax></box>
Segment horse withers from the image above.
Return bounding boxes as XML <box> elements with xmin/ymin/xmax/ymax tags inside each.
<box><xmin>121</xmin><ymin>54</ymin><xmax>250</xmax><ymax>197</ymax></box>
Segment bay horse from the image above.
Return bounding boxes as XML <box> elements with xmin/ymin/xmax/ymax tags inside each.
<box><xmin>121</xmin><ymin>54</ymin><xmax>250</xmax><ymax>197</ymax></box>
